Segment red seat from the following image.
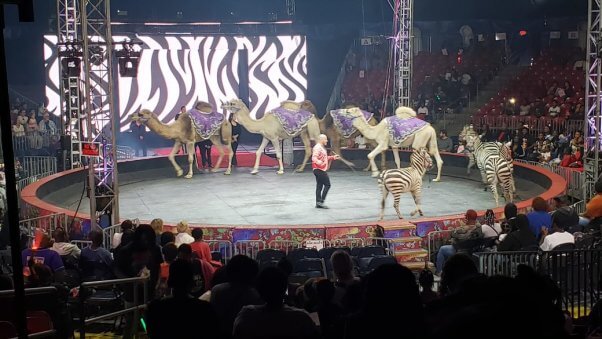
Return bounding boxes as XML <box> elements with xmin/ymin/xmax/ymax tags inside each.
<box><xmin>0</xmin><ymin>321</ymin><xmax>17</xmax><ymax>338</ymax></box>
<box><xmin>26</xmin><ymin>311</ymin><xmax>53</xmax><ymax>334</ymax></box>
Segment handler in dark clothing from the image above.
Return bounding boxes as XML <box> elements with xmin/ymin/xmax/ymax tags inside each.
<box><xmin>230</xmin><ymin>115</ymin><xmax>242</xmax><ymax>166</ymax></box>
<box><xmin>195</xmin><ymin>139</ymin><xmax>213</xmax><ymax>170</ymax></box>
<box><xmin>129</xmin><ymin>120</ymin><xmax>147</xmax><ymax>157</ymax></box>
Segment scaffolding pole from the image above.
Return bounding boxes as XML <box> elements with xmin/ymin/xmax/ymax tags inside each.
<box><xmin>584</xmin><ymin>0</ymin><xmax>602</xmax><ymax>200</ymax></box>
<box><xmin>395</xmin><ymin>0</ymin><xmax>413</xmax><ymax>108</ymax></box>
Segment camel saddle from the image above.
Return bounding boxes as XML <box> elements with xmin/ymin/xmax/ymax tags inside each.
<box><xmin>330</xmin><ymin>109</ymin><xmax>374</xmax><ymax>138</ymax></box>
<box><xmin>269</xmin><ymin>106</ymin><xmax>313</xmax><ymax>136</ymax></box>
<box><xmin>385</xmin><ymin>116</ymin><xmax>428</xmax><ymax>146</ymax></box>
<box><xmin>188</xmin><ymin>108</ymin><xmax>224</xmax><ymax>140</ymax></box>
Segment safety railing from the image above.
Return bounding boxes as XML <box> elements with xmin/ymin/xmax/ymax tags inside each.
<box><xmin>267</xmin><ymin>240</ymin><xmax>302</xmax><ymax>254</ymax></box>
<box><xmin>101</xmin><ymin>223</ymin><xmax>122</xmax><ymax>249</ymax></box>
<box><xmin>234</xmin><ymin>240</ymin><xmax>266</xmax><ymax>259</ymax></box>
<box><xmin>427</xmin><ymin>230</ymin><xmax>453</xmax><ymax>261</ymax></box>
<box><xmin>366</xmin><ymin>237</ymin><xmax>395</xmax><ymax>255</ymax></box>
<box><xmin>325</xmin><ymin>237</ymin><xmax>365</xmax><ymax>249</ymax></box>
<box><xmin>472</xmin><ymin>116</ymin><xmax>584</xmax><ymax>136</ymax></box>
<box><xmin>71</xmin><ymin>240</ymin><xmax>92</xmax><ymax>249</ymax></box>
<box><xmin>16</xmin><ymin>171</ymin><xmax>55</xmax><ymax>194</ymax></box>
<box><xmin>19</xmin><ymin>213</ymin><xmax>67</xmax><ymax>240</ymax></box>
<box><xmin>78</xmin><ymin>276</ymin><xmax>148</xmax><ymax>339</ymax></box>
<box><xmin>22</xmin><ymin>156</ymin><xmax>58</xmax><ymax>178</ymax></box>
<box><xmin>514</xmin><ymin>159</ymin><xmax>584</xmax><ymax>198</ymax></box>
<box><xmin>115</xmin><ymin>145</ymin><xmax>135</xmax><ymax>161</ymax></box>
<box><xmin>474</xmin><ymin>249</ymin><xmax>601</xmax><ymax>318</ymax></box>
<box><xmin>571</xmin><ymin>200</ymin><xmax>586</xmax><ymax>214</ymax></box>
<box><xmin>206</xmin><ymin>240</ymin><xmax>234</xmax><ymax>264</ymax></box>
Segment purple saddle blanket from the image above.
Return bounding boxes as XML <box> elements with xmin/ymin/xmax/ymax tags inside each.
<box><xmin>188</xmin><ymin>109</ymin><xmax>224</xmax><ymax>140</ymax></box>
<box><xmin>385</xmin><ymin>116</ymin><xmax>428</xmax><ymax>145</ymax></box>
<box><xmin>269</xmin><ymin>107</ymin><xmax>314</xmax><ymax>136</ymax></box>
<box><xmin>329</xmin><ymin>109</ymin><xmax>374</xmax><ymax>138</ymax></box>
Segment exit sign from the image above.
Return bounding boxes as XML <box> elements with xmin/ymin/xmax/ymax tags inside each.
<box><xmin>81</xmin><ymin>142</ymin><xmax>101</xmax><ymax>157</ymax></box>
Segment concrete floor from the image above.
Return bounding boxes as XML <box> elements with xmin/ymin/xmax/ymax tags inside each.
<box><xmin>45</xmin><ymin>165</ymin><xmax>546</xmax><ymax>226</ymax></box>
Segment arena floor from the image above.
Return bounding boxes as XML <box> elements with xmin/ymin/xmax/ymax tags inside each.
<box><xmin>44</xmin><ymin>165</ymin><xmax>547</xmax><ymax>226</ymax></box>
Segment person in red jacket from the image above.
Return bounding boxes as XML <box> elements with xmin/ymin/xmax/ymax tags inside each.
<box><xmin>312</xmin><ymin>134</ymin><xmax>340</xmax><ymax>209</ymax></box>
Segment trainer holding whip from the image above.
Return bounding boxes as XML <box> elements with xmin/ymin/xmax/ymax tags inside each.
<box><xmin>312</xmin><ymin>134</ymin><xmax>340</xmax><ymax>209</ymax></box>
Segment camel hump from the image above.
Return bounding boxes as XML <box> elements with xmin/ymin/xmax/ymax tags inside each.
<box><xmin>194</xmin><ymin>101</ymin><xmax>214</xmax><ymax>113</ymax></box>
<box><xmin>394</xmin><ymin>106</ymin><xmax>417</xmax><ymax>119</ymax></box>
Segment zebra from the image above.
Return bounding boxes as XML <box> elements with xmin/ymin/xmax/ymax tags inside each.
<box><xmin>467</xmin><ymin>137</ymin><xmax>513</xmax><ymax>177</ymax></box>
<box><xmin>470</xmin><ymin>136</ymin><xmax>515</xmax><ymax>206</ymax></box>
<box><xmin>378</xmin><ymin>148</ymin><xmax>433</xmax><ymax>220</ymax></box>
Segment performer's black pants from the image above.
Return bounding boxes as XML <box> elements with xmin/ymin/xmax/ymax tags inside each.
<box><xmin>195</xmin><ymin>140</ymin><xmax>212</xmax><ymax>167</ymax></box>
<box><xmin>231</xmin><ymin>141</ymin><xmax>239</xmax><ymax>166</ymax></box>
<box><xmin>313</xmin><ymin>169</ymin><xmax>331</xmax><ymax>203</ymax></box>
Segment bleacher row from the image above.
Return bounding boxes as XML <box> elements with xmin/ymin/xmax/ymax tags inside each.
<box><xmin>473</xmin><ymin>48</ymin><xmax>585</xmax><ymax>133</ymax></box>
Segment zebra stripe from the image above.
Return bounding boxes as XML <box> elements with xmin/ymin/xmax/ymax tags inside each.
<box><xmin>472</xmin><ymin>138</ymin><xmax>515</xmax><ymax>206</ymax></box>
<box><xmin>378</xmin><ymin>149</ymin><xmax>432</xmax><ymax>219</ymax></box>
<box><xmin>44</xmin><ymin>34</ymin><xmax>307</xmax><ymax>132</ymax></box>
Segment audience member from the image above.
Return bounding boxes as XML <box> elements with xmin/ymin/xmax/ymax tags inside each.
<box><xmin>580</xmin><ymin>181</ymin><xmax>602</xmax><ymax>226</ymax></box>
<box><xmin>113</xmin><ymin>219</ymin><xmax>134</xmax><ymax>249</ymax></box>
<box><xmin>160</xmin><ymin>231</ymin><xmax>176</xmax><ymax>247</ymax></box>
<box><xmin>51</xmin><ymin>227</ymin><xmax>81</xmax><ymax>260</ymax></box>
<box><xmin>177</xmin><ymin>243</ymin><xmax>214</xmax><ymax>297</ymax></box>
<box><xmin>498</xmin><ymin>214</ymin><xmax>538</xmax><ymax>251</ymax></box>
<box><xmin>419</xmin><ymin>269</ymin><xmax>438</xmax><ymax>305</ymax></box>
<box><xmin>38</xmin><ymin>113</ymin><xmax>58</xmax><ymax>135</ymax></box>
<box><xmin>436</xmin><ymin>209</ymin><xmax>482</xmax><ymax>273</ymax></box>
<box><xmin>437</xmin><ymin>130</ymin><xmax>453</xmax><ymax>152</ymax></box>
<box><xmin>481</xmin><ymin>209</ymin><xmax>501</xmax><ymax>238</ymax></box>
<box><xmin>440</xmin><ymin>253</ymin><xmax>479</xmax><ymax>296</ymax></box>
<box><xmin>540</xmin><ymin>209</ymin><xmax>576</xmax><ymax>251</ymax></box>
<box><xmin>527</xmin><ymin>197</ymin><xmax>552</xmax><ymax>239</ymax></box>
<box><xmin>199</xmin><ymin>266</ymin><xmax>228</xmax><ymax>302</ymax></box>
<box><xmin>233</xmin><ymin>267</ymin><xmax>319</xmax><ymax>339</ymax></box>
<box><xmin>211</xmin><ymin>255</ymin><xmax>262</xmax><ymax>336</ymax></box>
<box><xmin>341</xmin><ymin>264</ymin><xmax>424</xmax><ymax>339</ymax></box>
<box><xmin>150</xmin><ymin>218</ymin><xmax>164</xmax><ymax>245</ymax></box>
<box><xmin>22</xmin><ymin>232</ymin><xmax>65</xmax><ymax>282</ymax></box>
<box><xmin>330</xmin><ymin>250</ymin><xmax>361</xmax><ymax>312</ymax></box>
<box><xmin>175</xmin><ymin>221</ymin><xmax>194</xmax><ymax>247</ymax></box>
<box><xmin>80</xmin><ymin>229</ymin><xmax>113</xmax><ymax>281</ymax></box>
<box><xmin>146</xmin><ymin>259</ymin><xmax>220</xmax><ymax>339</ymax></box>
<box><xmin>190</xmin><ymin>228</ymin><xmax>213</xmax><ymax>263</ymax></box>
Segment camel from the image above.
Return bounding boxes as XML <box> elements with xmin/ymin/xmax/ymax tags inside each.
<box><xmin>132</xmin><ymin>102</ymin><xmax>233</xmax><ymax>178</ymax></box>
<box><xmin>221</xmin><ymin>99</ymin><xmax>320</xmax><ymax>174</ymax></box>
<box><xmin>341</xmin><ymin>107</ymin><xmax>444</xmax><ymax>181</ymax></box>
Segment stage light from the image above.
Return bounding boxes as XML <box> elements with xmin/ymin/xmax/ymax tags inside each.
<box><xmin>519</xmin><ymin>30</ymin><xmax>528</xmax><ymax>37</ymax></box>
<box><xmin>61</xmin><ymin>57</ymin><xmax>81</xmax><ymax>77</ymax></box>
<box><xmin>116</xmin><ymin>40</ymin><xmax>142</xmax><ymax>77</ymax></box>
<box><xmin>509</xmin><ymin>98</ymin><xmax>516</xmax><ymax>104</ymax></box>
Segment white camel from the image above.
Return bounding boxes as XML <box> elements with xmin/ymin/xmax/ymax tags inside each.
<box><xmin>221</xmin><ymin>99</ymin><xmax>321</xmax><ymax>174</ymax></box>
<box><xmin>341</xmin><ymin>107</ymin><xmax>444</xmax><ymax>181</ymax></box>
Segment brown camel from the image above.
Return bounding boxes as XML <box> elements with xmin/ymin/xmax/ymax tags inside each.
<box><xmin>132</xmin><ymin>102</ymin><xmax>233</xmax><ymax>178</ymax></box>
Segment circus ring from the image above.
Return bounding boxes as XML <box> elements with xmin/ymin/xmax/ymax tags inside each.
<box><xmin>20</xmin><ymin>151</ymin><xmax>566</xmax><ymax>268</ymax></box>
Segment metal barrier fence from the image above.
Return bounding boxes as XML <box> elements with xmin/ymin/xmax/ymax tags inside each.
<box><xmin>234</xmin><ymin>240</ymin><xmax>266</xmax><ymax>259</ymax></box>
<box><xmin>101</xmin><ymin>224</ymin><xmax>121</xmax><ymax>249</ymax></box>
<box><xmin>514</xmin><ymin>159</ymin><xmax>584</xmax><ymax>198</ymax></box>
<box><xmin>571</xmin><ymin>200</ymin><xmax>586</xmax><ymax>214</ymax></box>
<box><xmin>71</xmin><ymin>240</ymin><xmax>92</xmax><ymax>249</ymax></box>
<box><xmin>13</xmin><ymin>131</ymin><xmax>60</xmax><ymax>157</ymax></box>
<box><xmin>366</xmin><ymin>237</ymin><xmax>395</xmax><ymax>255</ymax></box>
<box><xmin>267</xmin><ymin>240</ymin><xmax>302</xmax><ymax>254</ymax></box>
<box><xmin>22</xmin><ymin>156</ymin><xmax>58</xmax><ymax>178</ymax></box>
<box><xmin>473</xmin><ymin>116</ymin><xmax>584</xmax><ymax>136</ymax></box>
<box><xmin>78</xmin><ymin>276</ymin><xmax>148</xmax><ymax>338</ymax></box>
<box><xmin>16</xmin><ymin>171</ymin><xmax>55</xmax><ymax>194</ymax></box>
<box><xmin>475</xmin><ymin>249</ymin><xmax>601</xmax><ymax>318</ymax></box>
<box><xmin>207</xmin><ymin>240</ymin><xmax>234</xmax><ymax>264</ymax></box>
<box><xmin>19</xmin><ymin>213</ymin><xmax>67</xmax><ymax>240</ymax></box>
<box><xmin>427</xmin><ymin>230</ymin><xmax>453</xmax><ymax>261</ymax></box>
<box><xmin>326</xmin><ymin>238</ymin><xmax>365</xmax><ymax>249</ymax></box>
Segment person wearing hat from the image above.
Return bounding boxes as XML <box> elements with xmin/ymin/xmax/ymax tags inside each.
<box><xmin>540</xmin><ymin>209</ymin><xmax>576</xmax><ymax>251</ymax></box>
<box><xmin>435</xmin><ymin>209</ymin><xmax>482</xmax><ymax>274</ymax></box>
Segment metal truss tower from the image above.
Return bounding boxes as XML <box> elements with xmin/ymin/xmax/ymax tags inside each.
<box><xmin>57</xmin><ymin>0</ymin><xmax>119</xmax><ymax>226</ymax></box>
<box><xmin>584</xmin><ymin>0</ymin><xmax>602</xmax><ymax>201</ymax></box>
<box><xmin>394</xmin><ymin>0</ymin><xmax>413</xmax><ymax>108</ymax></box>
<box><xmin>57</xmin><ymin>0</ymin><xmax>83</xmax><ymax>169</ymax></box>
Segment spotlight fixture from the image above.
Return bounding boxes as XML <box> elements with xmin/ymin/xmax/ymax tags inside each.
<box><xmin>115</xmin><ymin>39</ymin><xmax>142</xmax><ymax>77</ymax></box>
<box><xmin>89</xmin><ymin>45</ymin><xmax>104</xmax><ymax>66</ymax></box>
